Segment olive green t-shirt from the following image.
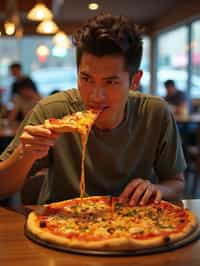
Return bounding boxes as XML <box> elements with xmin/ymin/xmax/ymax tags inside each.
<box><xmin>0</xmin><ymin>89</ymin><xmax>186</xmax><ymax>203</ymax></box>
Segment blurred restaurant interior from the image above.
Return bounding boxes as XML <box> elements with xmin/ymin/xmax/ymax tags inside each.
<box><xmin>0</xmin><ymin>0</ymin><xmax>200</xmax><ymax>205</ymax></box>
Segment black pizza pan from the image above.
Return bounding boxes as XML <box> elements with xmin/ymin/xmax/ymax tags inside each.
<box><xmin>24</xmin><ymin>224</ymin><xmax>200</xmax><ymax>256</ymax></box>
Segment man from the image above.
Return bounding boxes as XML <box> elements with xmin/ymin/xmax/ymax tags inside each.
<box><xmin>9</xmin><ymin>62</ymin><xmax>38</xmax><ymax>101</ymax></box>
<box><xmin>164</xmin><ymin>79</ymin><xmax>188</xmax><ymax>116</ymax></box>
<box><xmin>8</xmin><ymin>78</ymin><xmax>41</xmax><ymax>122</ymax></box>
<box><xmin>0</xmin><ymin>13</ymin><xmax>186</xmax><ymax>206</ymax></box>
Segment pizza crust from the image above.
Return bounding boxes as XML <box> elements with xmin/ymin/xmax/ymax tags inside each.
<box><xmin>44</xmin><ymin>120</ymin><xmax>79</xmax><ymax>133</ymax></box>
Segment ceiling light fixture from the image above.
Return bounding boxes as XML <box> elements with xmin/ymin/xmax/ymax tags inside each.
<box><xmin>36</xmin><ymin>19</ymin><xmax>59</xmax><ymax>34</ymax></box>
<box><xmin>4</xmin><ymin>21</ymin><xmax>15</xmax><ymax>35</ymax></box>
<box><xmin>27</xmin><ymin>3</ymin><xmax>53</xmax><ymax>21</ymax></box>
<box><xmin>88</xmin><ymin>3</ymin><xmax>99</xmax><ymax>10</ymax></box>
<box><xmin>53</xmin><ymin>31</ymin><xmax>71</xmax><ymax>48</ymax></box>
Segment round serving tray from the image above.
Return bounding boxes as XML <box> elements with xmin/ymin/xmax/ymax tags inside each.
<box><xmin>24</xmin><ymin>224</ymin><xmax>200</xmax><ymax>256</ymax></box>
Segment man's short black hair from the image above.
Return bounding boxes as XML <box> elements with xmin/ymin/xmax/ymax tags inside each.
<box><xmin>164</xmin><ymin>79</ymin><xmax>175</xmax><ymax>87</ymax></box>
<box><xmin>73</xmin><ymin>13</ymin><xmax>143</xmax><ymax>79</ymax></box>
<box><xmin>10</xmin><ymin>62</ymin><xmax>22</xmax><ymax>70</ymax></box>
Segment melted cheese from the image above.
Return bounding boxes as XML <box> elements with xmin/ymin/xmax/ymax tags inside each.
<box><xmin>43</xmin><ymin>199</ymin><xmax>189</xmax><ymax>241</ymax></box>
<box><xmin>78</xmin><ymin>110</ymin><xmax>100</xmax><ymax>202</ymax></box>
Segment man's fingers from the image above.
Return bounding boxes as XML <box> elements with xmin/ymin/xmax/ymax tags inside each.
<box><xmin>24</xmin><ymin>125</ymin><xmax>59</xmax><ymax>139</ymax></box>
<box><xmin>119</xmin><ymin>179</ymin><xmax>144</xmax><ymax>203</ymax></box>
<box><xmin>136</xmin><ymin>185</ymin><xmax>162</xmax><ymax>205</ymax></box>
<box><xmin>154</xmin><ymin>190</ymin><xmax>162</xmax><ymax>203</ymax></box>
<box><xmin>20</xmin><ymin>134</ymin><xmax>55</xmax><ymax>146</ymax></box>
<box><xmin>139</xmin><ymin>184</ymin><xmax>153</xmax><ymax>206</ymax></box>
<box><xmin>20</xmin><ymin>125</ymin><xmax>60</xmax><ymax>147</ymax></box>
<box><xmin>21</xmin><ymin>143</ymin><xmax>50</xmax><ymax>160</ymax></box>
<box><xmin>23</xmin><ymin>143</ymin><xmax>51</xmax><ymax>151</ymax></box>
<box><xmin>119</xmin><ymin>179</ymin><xmax>162</xmax><ymax>206</ymax></box>
<box><xmin>129</xmin><ymin>181</ymin><xmax>151</xmax><ymax>206</ymax></box>
<box><xmin>24</xmin><ymin>125</ymin><xmax>52</xmax><ymax>136</ymax></box>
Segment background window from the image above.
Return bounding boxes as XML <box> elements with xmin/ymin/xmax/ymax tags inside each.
<box><xmin>140</xmin><ymin>37</ymin><xmax>150</xmax><ymax>93</ymax></box>
<box><xmin>0</xmin><ymin>36</ymin><xmax>77</xmax><ymax>103</ymax></box>
<box><xmin>191</xmin><ymin>20</ymin><xmax>200</xmax><ymax>98</ymax></box>
<box><xmin>0</xmin><ymin>38</ymin><xmax>20</xmax><ymax>103</ymax></box>
<box><xmin>156</xmin><ymin>26</ymin><xmax>188</xmax><ymax>96</ymax></box>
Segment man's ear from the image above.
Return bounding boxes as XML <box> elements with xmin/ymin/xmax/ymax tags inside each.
<box><xmin>130</xmin><ymin>70</ymin><xmax>143</xmax><ymax>91</ymax></box>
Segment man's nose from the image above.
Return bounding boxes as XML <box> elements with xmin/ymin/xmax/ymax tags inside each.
<box><xmin>90</xmin><ymin>86</ymin><xmax>105</xmax><ymax>101</ymax></box>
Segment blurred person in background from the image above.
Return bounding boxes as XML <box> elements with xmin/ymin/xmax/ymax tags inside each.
<box><xmin>0</xmin><ymin>88</ymin><xmax>8</xmax><ymax>119</ymax></box>
<box><xmin>8</xmin><ymin>79</ymin><xmax>41</xmax><ymax>122</ymax></box>
<box><xmin>164</xmin><ymin>79</ymin><xmax>188</xmax><ymax>117</ymax></box>
<box><xmin>49</xmin><ymin>89</ymin><xmax>60</xmax><ymax>95</ymax></box>
<box><xmin>9</xmin><ymin>62</ymin><xmax>38</xmax><ymax>102</ymax></box>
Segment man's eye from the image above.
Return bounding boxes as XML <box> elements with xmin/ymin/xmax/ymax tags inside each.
<box><xmin>106</xmin><ymin>80</ymin><xmax>119</xmax><ymax>85</ymax></box>
<box><xmin>82</xmin><ymin>76</ymin><xmax>90</xmax><ymax>81</ymax></box>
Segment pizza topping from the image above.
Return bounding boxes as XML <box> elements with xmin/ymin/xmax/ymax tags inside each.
<box><xmin>107</xmin><ymin>227</ymin><xmax>115</xmax><ymax>234</ymax></box>
<box><xmin>163</xmin><ymin>235</ymin><xmax>170</xmax><ymax>243</ymax></box>
<box><xmin>129</xmin><ymin>227</ymin><xmax>144</xmax><ymax>234</ymax></box>
<box><xmin>29</xmin><ymin>197</ymin><xmax>197</xmax><ymax>247</ymax></box>
<box><xmin>39</xmin><ymin>220</ymin><xmax>47</xmax><ymax>228</ymax></box>
<box><xmin>123</xmin><ymin>209</ymin><xmax>138</xmax><ymax>217</ymax></box>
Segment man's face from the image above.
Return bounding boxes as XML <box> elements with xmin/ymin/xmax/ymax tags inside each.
<box><xmin>10</xmin><ymin>67</ymin><xmax>21</xmax><ymax>78</ymax></box>
<box><xmin>78</xmin><ymin>53</ymin><xmax>131</xmax><ymax>130</ymax></box>
<box><xmin>166</xmin><ymin>84</ymin><xmax>176</xmax><ymax>96</ymax></box>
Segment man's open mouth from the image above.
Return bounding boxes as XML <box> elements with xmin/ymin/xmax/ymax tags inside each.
<box><xmin>88</xmin><ymin>105</ymin><xmax>109</xmax><ymax>112</ymax></box>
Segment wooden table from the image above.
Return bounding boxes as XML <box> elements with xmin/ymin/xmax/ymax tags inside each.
<box><xmin>0</xmin><ymin>200</ymin><xmax>199</xmax><ymax>266</ymax></box>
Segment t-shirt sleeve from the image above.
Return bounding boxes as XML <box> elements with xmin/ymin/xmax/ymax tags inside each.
<box><xmin>153</xmin><ymin>106</ymin><xmax>187</xmax><ymax>180</ymax></box>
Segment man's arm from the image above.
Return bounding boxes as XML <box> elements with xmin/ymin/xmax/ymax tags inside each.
<box><xmin>119</xmin><ymin>173</ymin><xmax>185</xmax><ymax>206</ymax></box>
<box><xmin>0</xmin><ymin>145</ymin><xmax>36</xmax><ymax>196</ymax></box>
<box><xmin>0</xmin><ymin>125</ymin><xmax>59</xmax><ymax>197</ymax></box>
<box><xmin>156</xmin><ymin>173</ymin><xmax>185</xmax><ymax>201</ymax></box>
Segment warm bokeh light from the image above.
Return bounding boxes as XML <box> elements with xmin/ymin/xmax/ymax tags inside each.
<box><xmin>88</xmin><ymin>3</ymin><xmax>99</xmax><ymax>10</ymax></box>
<box><xmin>36</xmin><ymin>20</ymin><xmax>59</xmax><ymax>34</ymax></box>
<box><xmin>36</xmin><ymin>44</ymin><xmax>50</xmax><ymax>62</ymax></box>
<box><xmin>53</xmin><ymin>31</ymin><xmax>71</xmax><ymax>48</ymax></box>
<box><xmin>27</xmin><ymin>3</ymin><xmax>53</xmax><ymax>21</ymax></box>
<box><xmin>4</xmin><ymin>21</ymin><xmax>15</xmax><ymax>35</ymax></box>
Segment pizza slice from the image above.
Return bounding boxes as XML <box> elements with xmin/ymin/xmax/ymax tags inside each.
<box><xmin>44</xmin><ymin>109</ymin><xmax>100</xmax><ymax>135</ymax></box>
<box><xmin>44</xmin><ymin>109</ymin><xmax>101</xmax><ymax>200</ymax></box>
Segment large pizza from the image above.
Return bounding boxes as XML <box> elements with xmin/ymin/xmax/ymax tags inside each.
<box><xmin>26</xmin><ymin>196</ymin><xmax>198</xmax><ymax>251</ymax></box>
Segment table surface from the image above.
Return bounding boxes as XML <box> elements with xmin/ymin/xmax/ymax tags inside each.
<box><xmin>0</xmin><ymin>199</ymin><xmax>200</xmax><ymax>266</ymax></box>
